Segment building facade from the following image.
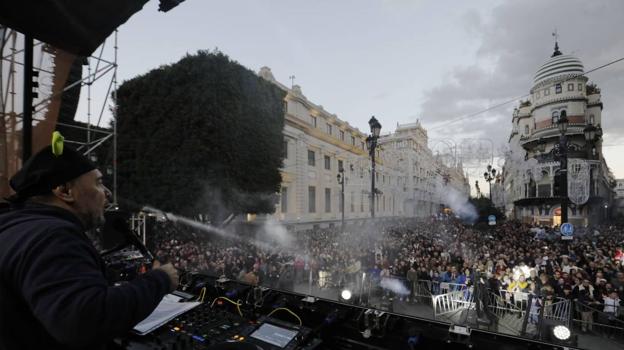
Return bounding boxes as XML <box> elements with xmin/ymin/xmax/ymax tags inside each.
<box><xmin>503</xmin><ymin>44</ymin><xmax>614</xmax><ymax>227</ymax></box>
<box><xmin>258</xmin><ymin>67</ymin><xmax>469</xmax><ymax>229</ymax></box>
<box><xmin>614</xmin><ymin>179</ymin><xmax>624</xmax><ymax>217</ymax></box>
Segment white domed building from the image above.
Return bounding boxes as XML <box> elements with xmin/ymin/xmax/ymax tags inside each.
<box><xmin>503</xmin><ymin>43</ymin><xmax>615</xmax><ymax>226</ymax></box>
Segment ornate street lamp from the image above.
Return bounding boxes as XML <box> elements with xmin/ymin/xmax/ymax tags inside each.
<box><xmin>557</xmin><ymin>111</ymin><xmax>569</xmax><ymax>225</ymax></box>
<box><xmin>366</xmin><ymin>116</ymin><xmax>382</xmax><ymax>218</ymax></box>
<box><xmin>584</xmin><ymin>123</ymin><xmax>597</xmax><ymax>160</ymax></box>
<box><xmin>537</xmin><ymin>137</ymin><xmax>546</xmax><ymax>154</ymax></box>
<box><xmin>557</xmin><ymin>112</ymin><xmax>569</xmax><ymax>134</ymax></box>
<box><xmin>484</xmin><ymin>165</ymin><xmax>497</xmax><ymax>201</ymax></box>
<box><xmin>337</xmin><ymin>166</ymin><xmax>345</xmax><ymax>232</ymax></box>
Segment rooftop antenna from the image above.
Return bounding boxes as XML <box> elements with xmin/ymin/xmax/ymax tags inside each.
<box><xmin>288</xmin><ymin>75</ymin><xmax>295</xmax><ymax>89</ymax></box>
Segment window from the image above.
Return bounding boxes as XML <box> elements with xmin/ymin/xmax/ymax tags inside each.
<box><xmin>537</xmin><ymin>184</ymin><xmax>551</xmax><ymax>197</ymax></box>
<box><xmin>324</xmin><ymin>155</ymin><xmax>331</xmax><ymax>170</ymax></box>
<box><xmin>282</xmin><ymin>140</ymin><xmax>288</xmax><ymax>158</ymax></box>
<box><xmin>361</xmin><ymin>141</ymin><xmax>365</xmax><ymax>150</ymax></box>
<box><xmin>338</xmin><ymin>160</ymin><xmax>344</xmax><ymax>172</ymax></box>
<box><xmin>340</xmin><ymin>130</ymin><xmax>345</xmax><ymax>141</ymax></box>
<box><xmin>326</xmin><ymin>123</ymin><xmax>332</xmax><ymax>135</ymax></box>
<box><xmin>351</xmin><ymin>136</ymin><xmax>356</xmax><ymax>146</ymax></box>
<box><xmin>552</xmin><ymin>111</ymin><xmax>559</xmax><ymax>125</ymax></box>
<box><xmin>578</xmin><ymin>83</ymin><xmax>583</xmax><ymax>92</ymax></box>
<box><xmin>308</xmin><ymin>186</ymin><xmax>316</xmax><ymax>213</ymax></box>
<box><xmin>567</xmin><ymin>83</ymin><xmax>574</xmax><ymax>91</ymax></box>
<box><xmin>589</xmin><ymin>114</ymin><xmax>595</xmax><ymax>124</ymax></box>
<box><xmin>360</xmin><ymin>195</ymin><xmax>364</xmax><ymax>212</ymax></box>
<box><xmin>308</xmin><ymin>150</ymin><xmax>315</xmax><ymax>166</ymax></box>
<box><xmin>325</xmin><ymin>188</ymin><xmax>331</xmax><ymax>213</ymax></box>
<box><xmin>555</xmin><ymin>83</ymin><xmax>562</xmax><ymax>94</ymax></box>
<box><xmin>311</xmin><ymin>116</ymin><xmax>317</xmax><ymax>127</ymax></box>
<box><xmin>524</xmin><ymin>125</ymin><xmax>529</xmax><ymax>135</ymax></box>
<box><xmin>281</xmin><ymin>187</ymin><xmax>288</xmax><ymax>213</ymax></box>
<box><xmin>544</xmin><ymin>88</ymin><xmax>550</xmax><ymax>96</ymax></box>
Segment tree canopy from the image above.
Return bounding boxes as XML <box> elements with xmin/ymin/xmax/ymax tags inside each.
<box><xmin>115</xmin><ymin>50</ymin><xmax>286</xmax><ymax>219</ymax></box>
<box><xmin>469</xmin><ymin>196</ymin><xmax>505</xmax><ymax>224</ymax></box>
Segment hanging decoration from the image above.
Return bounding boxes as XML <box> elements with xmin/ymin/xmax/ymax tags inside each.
<box><xmin>567</xmin><ymin>159</ymin><xmax>590</xmax><ymax>205</ymax></box>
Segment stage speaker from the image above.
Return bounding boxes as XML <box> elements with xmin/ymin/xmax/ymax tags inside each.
<box><xmin>0</xmin><ymin>0</ymin><xmax>149</xmax><ymax>56</ymax></box>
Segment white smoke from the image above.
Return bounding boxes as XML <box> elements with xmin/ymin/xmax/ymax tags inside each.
<box><xmin>380</xmin><ymin>278</ymin><xmax>410</xmax><ymax>295</ymax></box>
<box><xmin>260</xmin><ymin>218</ymin><xmax>294</xmax><ymax>248</ymax></box>
<box><xmin>432</xmin><ymin>179</ymin><xmax>478</xmax><ymax>223</ymax></box>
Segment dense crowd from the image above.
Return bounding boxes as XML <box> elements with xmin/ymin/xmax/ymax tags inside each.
<box><xmin>148</xmin><ymin>217</ymin><xmax>624</xmax><ymax>329</ymax></box>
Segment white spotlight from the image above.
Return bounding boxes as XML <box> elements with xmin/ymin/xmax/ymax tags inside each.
<box><xmin>553</xmin><ymin>325</ymin><xmax>571</xmax><ymax>341</ymax></box>
<box><xmin>341</xmin><ymin>289</ymin><xmax>352</xmax><ymax>301</ymax></box>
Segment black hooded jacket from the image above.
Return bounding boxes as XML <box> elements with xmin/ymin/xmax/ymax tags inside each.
<box><xmin>0</xmin><ymin>202</ymin><xmax>171</xmax><ymax>349</ymax></box>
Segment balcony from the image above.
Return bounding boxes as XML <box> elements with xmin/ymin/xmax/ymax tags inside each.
<box><xmin>520</xmin><ymin>123</ymin><xmax>588</xmax><ymax>149</ymax></box>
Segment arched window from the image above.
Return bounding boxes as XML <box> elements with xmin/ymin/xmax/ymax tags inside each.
<box><xmin>551</xmin><ymin>111</ymin><xmax>559</xmax><ymax>125</ymax></box>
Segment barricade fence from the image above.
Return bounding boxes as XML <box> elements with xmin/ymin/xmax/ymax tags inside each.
<box><xmin>571</xmin><ymin>300</ymin><xmax>624</xmax><ymax>339</ymax></box>
<box><xmin>284</xmin><ymin>270</ymin><xmax>624</xmax><ymax>343</ymax></box>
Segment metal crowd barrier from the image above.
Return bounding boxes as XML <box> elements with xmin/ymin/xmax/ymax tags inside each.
<box><xmin>542</xmin><ymin>298</ymin><xmax>571</xmax><ymax>327</ymax></box>
<box><xmin>571</xmin><ymin>300</ymin><xmax>624</xmax><ymax>340</ymax></box>
<box><xmin>433</xmin><ymin>290</ymin><xmax>474</xmax><ymax>319</ymax></box>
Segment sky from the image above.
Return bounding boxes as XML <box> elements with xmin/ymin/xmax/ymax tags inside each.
<box><xmin>77</xmin><ymin>0</ymin><xmax>624</xmax><ymax>181</ymax></box>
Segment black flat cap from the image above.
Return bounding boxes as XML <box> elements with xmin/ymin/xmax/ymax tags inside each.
<box><xmin>9</xmin><ymin>133</ymin><xmax>96</xmax><ymax>200</ymax></box>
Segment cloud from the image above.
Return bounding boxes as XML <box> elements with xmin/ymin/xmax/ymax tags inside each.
<box><xmin>419</xmin><ymin>0</ymin><xmax>624</xmax><ymax>165</ymax></box>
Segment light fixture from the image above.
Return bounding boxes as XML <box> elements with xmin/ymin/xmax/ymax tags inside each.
<box><xmin>537</xmin><ymin>137</ymin><xmax>546</xmax><ymax>153</ymax></box>
<box><xmin>553</xmin><ymin>325</ymin><xmax>571</xmax><ymax>341</ymax></box>
<box><xmin>557</xmin><ymin>111</ymin><xmax>569</xmax><ymax>134</ymax></box>
<box><xmin>584</xmin><ymin>124</ymin><xmax>597</xmax><ymax>141</ymax></box>
<box><xmin>368</xmin><ymin>116</ymin><xmax>382</xmax><ymax>137</ymax></box>
<box><xmin>158</xmin><ymin>0</ymin><xmax>186</xmax><ymax>12</ymax></box>
<box><xmin>340</xmin><ymin>289</ymin><xmax>352</xmax><ymax>301</ymax></box>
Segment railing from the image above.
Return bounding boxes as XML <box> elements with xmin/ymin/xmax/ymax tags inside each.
<box><xmin>489</xmin><ymin>291</ymin><xmax>526</xmax><ymax>318</ymax></box>
<box><xmin>542</xmin><ymin>298</ymin><xmax>571</xmax><ymax>327</ymax></box>
<box><xmin>486</xmin><ymin>291</ymin><xmax>528</xmax><ymax>336</ymax></box>
<box><xmin>433</xmin><ymin>289</ymin><xmax>474</xmax><ymax>319</ymax></box>
<box><xmin>571</xmin><ymin>301</ymin><xmax>624</xmax><ymax>340</ymax></box>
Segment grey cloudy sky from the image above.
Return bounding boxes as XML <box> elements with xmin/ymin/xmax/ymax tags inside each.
<box><xmin>79</xmin><ymin>0</ymin><xmax>624</xmax><ymax>178</ymax></box>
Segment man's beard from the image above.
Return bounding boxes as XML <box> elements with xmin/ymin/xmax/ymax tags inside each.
<box><xmin>82</xmin><ymin>210</ymin><xmax>106</xmax><ymax>230</ymax></box>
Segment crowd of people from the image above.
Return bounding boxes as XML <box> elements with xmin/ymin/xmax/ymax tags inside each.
<box><xmin>148</xmin><ymin>216</ymin><xmax>624</xmax><ymax>332</ymax></box>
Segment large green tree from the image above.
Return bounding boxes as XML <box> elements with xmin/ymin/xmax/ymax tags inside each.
<box><xmin>115</xmin><ymin>50</ymin><xmax>285</xmax><ymax>219</ymax></box>
<box><xmin>468</xmin><ymin>196</ymin><xmax>504</xmax><ymax>224</ymax></box>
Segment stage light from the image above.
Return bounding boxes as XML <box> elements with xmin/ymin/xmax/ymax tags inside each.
<box><xmin>158</xmin><ymin>0</ymin><xmax>186</xmax><ymax>12</ymax></box>
<box><xmin>341</xmin><ymin>289</ymin><xmax>352</xmax><ymax>301</ymax></box>
<box><xmin>553</xmin><ymin>325</ymin><xmax>571</xmax><ymax>340</ymax></box>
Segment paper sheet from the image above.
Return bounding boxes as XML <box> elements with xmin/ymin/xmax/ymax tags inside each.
<box><xmin>133</xmin><ymin>294</ymin><xmax>201</xmax><ymax>335</ymax></box>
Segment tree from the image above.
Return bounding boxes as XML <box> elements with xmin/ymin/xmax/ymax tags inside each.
<box><xmin>114</xmin><ymin>50</ymin><xmax>286</xmax><ymax>220</ymax></box>
<box><xmin>468</xmin><ymin>196</ymin><xmax>504</xmax><ymax>224</ymax></box>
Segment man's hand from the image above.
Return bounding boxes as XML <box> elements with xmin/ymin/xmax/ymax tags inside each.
<box><xmin>153</xmin><ymin>260</ymin><xmax>179</xmax><ymax>291</ymax></box>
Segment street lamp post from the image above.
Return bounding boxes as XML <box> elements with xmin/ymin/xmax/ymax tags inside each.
<box><xmin>556</xmin><ymin>112</ymin><xmax>569</xmax><ymax>225</ymax></box>
<box><xmin>337</xmin><ymin>166</ymin><xmax>345</xmax><ymax>232</ymax></box>
<box><xmin>366</xmin><ymin>116</ymin><xmax>382</xmax><ymax>218</ymax></box>
<box><xmin>583</xmin><ymin>123</ymin><xmax>598</xmax><ymax>200</ymax></box>
<box><xmin>483</xmin><ymin>165</ymin><xmax>497</xmax><ymax>201</ymax></box>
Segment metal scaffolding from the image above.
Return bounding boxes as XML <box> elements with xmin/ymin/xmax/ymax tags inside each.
<box><xmin>1</xmin><ymin>27</ymin><xmax>119</xmax><ymax>204</ymax></box>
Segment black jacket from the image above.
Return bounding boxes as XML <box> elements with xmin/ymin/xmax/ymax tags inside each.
<box><xmin>0</xmin><ymin>203</ymin><xmax>171</xmax><ymax>349</ymax></box>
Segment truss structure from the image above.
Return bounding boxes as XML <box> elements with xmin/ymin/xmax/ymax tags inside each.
<box><xmin>1</xmin><ymin>26</ymin><xmax>119</xmax><ymax>203</ymax></box>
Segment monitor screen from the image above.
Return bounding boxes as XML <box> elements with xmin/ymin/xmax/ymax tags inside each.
<box><xmin>249</xmin><ymin>323</ymin><xmax>298</xmax><ymax>348</ymax></box>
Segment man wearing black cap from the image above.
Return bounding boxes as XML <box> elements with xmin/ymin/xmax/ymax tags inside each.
<box><xmin>0</xmin><ymin>136</ymin><xmax>179</xmax><ymax>349</ymax></box>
